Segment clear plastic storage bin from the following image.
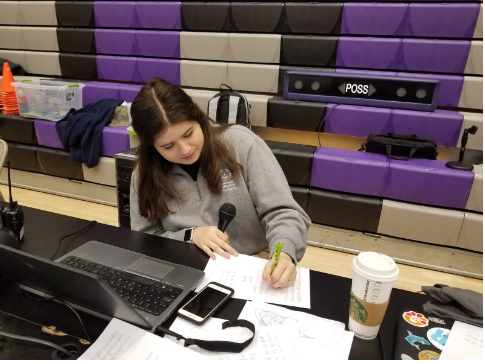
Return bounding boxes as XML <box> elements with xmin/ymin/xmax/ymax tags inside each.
<box><xmin>11</xmin><ymin>80</ymin><xmax>85</xmax><ymax>121</ymax></box>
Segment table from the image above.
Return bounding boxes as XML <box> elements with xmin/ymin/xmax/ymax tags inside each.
<box><xmin>0</xmin><ymin>205</ymin><xmax>429</xmax><ymax>360</ymax></box>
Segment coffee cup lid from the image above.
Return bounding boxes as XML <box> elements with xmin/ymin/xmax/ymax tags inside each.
<box><xmin>351</xmin><ymin>252</ymin><xmax>399</xmax><ymax>282</ymax></box>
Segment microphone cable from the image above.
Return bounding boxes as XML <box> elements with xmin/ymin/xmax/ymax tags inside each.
<box><xmin>50</xmin><ymin>220</ymin><xmax>97</xmax><ymax>261</ymax></box>
<box><xmin>0</xmin><ymin>330</ymin><xmax>75</xmax><ymax>358</ymax></box>
<box><xmin>317</xmin><ymin>103</ymin><xmax>340</xmax><ymax>147</ymax></box>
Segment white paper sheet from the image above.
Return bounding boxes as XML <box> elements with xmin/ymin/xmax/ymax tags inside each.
<box><xmin>196</xmin><ymin>253</ymin><xmax>311</xmax><ymax>308</ymax></box>
<box><xmin>77</xmin><ymin>318</ymin><xmax>203</xmax><ymax>360</ymax></box>
<box><xmin>439</xmin><ymin>321</ymin><xmax>483</xmax><ymax>360</ymax></box>
<box><xmin>238</xmin><ymin>301</ymin><xmax>353</xmax><ymax>360</ymax></box>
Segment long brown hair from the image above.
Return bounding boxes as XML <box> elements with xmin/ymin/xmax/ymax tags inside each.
<box><xmin>131</xmin><ymin>78</ymin><xmax>242</xmax><ymax>220</ymax></box>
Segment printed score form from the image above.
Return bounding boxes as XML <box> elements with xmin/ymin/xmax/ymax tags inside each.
<box><xmin>439</xmin><ymin>321</ymin><xmax>483</xmax><ymax>360</ymax></box>
<box><xmin>195</xmin><ymin>253</ymin><xmax>311</xmax><ymax>309</ymax></box>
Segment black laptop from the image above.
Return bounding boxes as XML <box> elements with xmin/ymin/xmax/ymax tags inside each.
<box><xmin>0</xmin><ymin>240</ymin><xmax>205</xmax><ymax>332</ymax></box>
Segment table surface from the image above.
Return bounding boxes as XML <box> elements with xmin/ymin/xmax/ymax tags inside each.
<box><xmin>0</xmin><ymin>205</ymin><xmax>429</xmax><ymax>360</ymax></box>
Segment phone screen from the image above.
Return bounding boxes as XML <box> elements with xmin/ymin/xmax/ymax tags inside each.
<box><xmin>182</xmin><ymin>286</ymin><xmax>229</xmax><ymax>319</ymax></box>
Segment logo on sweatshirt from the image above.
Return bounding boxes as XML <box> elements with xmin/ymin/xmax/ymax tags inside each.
<box><xmin>221</xmin><ymin>169</ymin><xmax>237</xmax><ymax>192</ymax></box>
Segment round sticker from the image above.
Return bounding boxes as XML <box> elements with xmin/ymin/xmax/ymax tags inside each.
<box><xmin>403</xmin><ymin>311</ymin><xmax>429</xmax><ymax>327</ymax></box>
<box><xmin>418</xmin><ymin>350</ymin><xmax>440</xmax><ymax>360</ymax></box>
<box><xmin>401</xmin><ymin>353</ymin><xmax>414</xmax><ymax>360</ymax></box>
<box><xmin>426</xmin><ymin>327</ymin><xmax>450</xmax><ymax>350</ymax></box>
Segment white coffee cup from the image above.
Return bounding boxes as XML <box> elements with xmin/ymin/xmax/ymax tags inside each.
<box><xmin>348</xmin><ymin>252</ymin><xmax>399</xmax><ymax>340</ymax></box>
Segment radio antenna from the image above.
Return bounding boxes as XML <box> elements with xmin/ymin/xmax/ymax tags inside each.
<box><xmin>7</xmin><ymin>159</ymin><xmax>15</xmax><ymax>210</ymax></box>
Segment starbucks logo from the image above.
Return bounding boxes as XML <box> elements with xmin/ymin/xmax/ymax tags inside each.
<box><xmin>349</xmin><ymin>293</ymin><xmax>368</xmax><ymax>324</ymax></box>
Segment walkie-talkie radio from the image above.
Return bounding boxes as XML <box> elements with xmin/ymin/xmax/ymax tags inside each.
<box><xmin>1</xmin><ymin>160</ymin><xmax>24</xmax><ymax>241</ymax></box>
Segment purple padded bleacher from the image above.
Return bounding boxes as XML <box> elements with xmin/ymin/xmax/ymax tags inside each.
<box><xmin>34</xmin><ymin>119</ymin><xmax>130</xmax><ymax>158</ymax></box>
<box><xmin>336</xmin><ymin>69</ymin><xmax>465</xmax><ymax>108</ymax></box>
<box><xmin>311</xmin><ymin>147</ymin><xmax>389</xmax><ymax>196</ymax></box>
<box><xmin>95</xmin><ymin>29</ymin><xmax>137</xmax><ymax>56</ymax></box>
<box><xmin>384</xmin><ymin>159</ymin><xmax>474</xmax><ymax>209</ymax></box>
<box><xmin>135</xmin><ymin>31</ymin><xmax>180</xmax><ymax>58</ymax></box>
<box><xmin>94</xmin><ymin>2</ymin><xmax>181</xmax><ymax>29</ymax></box>
<box><xmin>97</xmin><ymin>56</ymin><xmax>181</xmax><ymax>84</ymax></box>
<box><xmin>400</xmin><ymin>39</ymin><xmax>470</xmax><ymax>74</ymax></box>
<box><xmin>97</xmin><ymin>56</ymin><xmax>137</xmax><ymax>82</ymax></box>
<box><xmin>83</xmin><ymin>82</ymin><xmax>142</xmax><ymax>106</ymax></box>
<box><xmin>94</xmin><ymin>2</ymin><xmax>136</xmax><ymax>28</ymax></box>
<box><xmin>324</xmin><ymin>104</ymin><xmax>391</xmax><ymax>138</ymax></box>
<box><xmin>389</xmin><ymin>110</ymin><xmax>463</xmax><ymax>147</ymax></box>
<box><xmin>405</xmin><ymin>4</ymin><xmax>480</xmax><ymax>38</ymax></box>
<box><xmin>341</xmin><ymin>4</ymin><xmax>408</xmax><ymax>36</ymax></box>
<box><xmin>135</xmin><ymin>2</ymin><xmax>181</xmax><ymax>29</ymax></box>
<box><xmin>336</xmin><ymin>37</ymin><xmax>402</xmax><ymax>69</ymax></box>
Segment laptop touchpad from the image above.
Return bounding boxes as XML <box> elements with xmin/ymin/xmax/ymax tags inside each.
<box><xmin>126</xmin><ymin>257</ymin><xmax>175</xmax><ymax>280</ymax></box>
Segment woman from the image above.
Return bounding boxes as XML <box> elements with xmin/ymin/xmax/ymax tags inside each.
<box><xmin>130</xmin><ymin>78</ymin><xmax>310</xmax><ymax>288</ymax></box>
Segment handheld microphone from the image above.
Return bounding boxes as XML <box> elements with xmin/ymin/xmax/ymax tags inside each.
<box><xmin>217</xmin><ymin>203</ymin><xmax>236</xmax><ymax>233</ymax></box>
<box><xmin>1</xmin><ymin>160</ymin><xmax>24</xmax><ymax>241</ymax></box>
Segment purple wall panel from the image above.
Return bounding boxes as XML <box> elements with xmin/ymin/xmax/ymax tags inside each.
<box><xmin>405</xmin><ymin>4</ymin><xmax>480</xmax><ymax>38</ymax></box>
<box><xmin>324</xmin><ymin>103</ymin><xmax>391</xmax><ymax>138</ymax></box>
<box><xmin>95</xmin><ymin>29</ymin><xmax>137</xmax><ymax>56</ymax></box>
<box><xmin>336</xmin><ymin>37</ymin><xmax>402</xmax><ymax>70</ymax></box>
<box><xmin>341</xmin><ymin>4</ymin><xmax>407</xmax><ymax>36</ymax></box>
<box><xmin>385</xmin><ymin>159</ymin><xmax>474</xmax><ymax>209</ymax></box>
<box><xmin>389</xmin><ymin>109</ymin><xmax>463</xmax><ymax>147</ymax></box>
<box><xmin>135</xmin><ymin>31</ymin><xmax>180</xmax><ymax>58</ymax></box>
<box><xmin>136</xmin><ymin>58</ymin><xmax>180</xmax><ymax>84</ymax></box>
<box><xmin>94</xmin><ymin>2</ymin><xmax>136</xmax><ymax>28</ymax></box>
<box><xmin>135</xmin><ymin>2</ymin><xmax>181</xmax><ymax>29</ymax></box>
<box><xmin>311</xmin><ymin>147</ymin><xmax>389</xmax><ymax>196</ymax></box>
<box><xmin>400</xmin><ymin>39</ymin><xmax>471</xmax><ymax>74</ymax></box>
<box><xmin>97</xmin><ymin>56</ymin><xmax>139</xmax><ymax>82</ymax></box>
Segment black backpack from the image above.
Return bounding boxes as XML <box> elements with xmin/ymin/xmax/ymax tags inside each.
<box><xmin>207</xmin><ymin>84</ymin><xmax>251</xmax><ymax>129</ymax></box>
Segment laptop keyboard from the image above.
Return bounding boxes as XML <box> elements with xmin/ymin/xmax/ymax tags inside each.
<box><xmin>60</xmin><ymin>256</ymin><xmax>183</xmax><ymax>316</ymax></box>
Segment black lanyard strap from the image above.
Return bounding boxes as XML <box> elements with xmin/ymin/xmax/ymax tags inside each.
<box><xmin>157</xmin><ymin>319</ymin><xmax>256</xmax><ymax>353</ymax></box>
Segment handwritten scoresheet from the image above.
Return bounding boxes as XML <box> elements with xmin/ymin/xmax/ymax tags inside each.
<box><xmin>195</xmin><ymin>253</ymin><xmax>311</xmax><ymax>308</ymax></box>
<box><xmin>439</xmin><ymin>321</ymin><xmax>483</xmax><ymax>360</ymax></box>
<box><xmin>77</xmin><ymin>318</ymin><xmax>203</xmax><ymax>360</ymax></box>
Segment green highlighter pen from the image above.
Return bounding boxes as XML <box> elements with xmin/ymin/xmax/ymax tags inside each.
<box><xmin>271</xmin><ymin>242</ymin><xmax>283</xmax><ymax>273</ymax></box>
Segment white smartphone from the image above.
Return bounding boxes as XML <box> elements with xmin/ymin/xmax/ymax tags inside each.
<box><xmin>177</xmin><ymin>282</ymin><xmax>234</xmax><ymax>324</ymax></box>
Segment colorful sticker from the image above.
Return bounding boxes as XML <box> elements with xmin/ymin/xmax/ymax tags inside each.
<box><xmin>406</xmin><ymin>330</ymin><xmax>430</xmax><ymax>350</ymax></box>
<box><xmin>427</xmin><ymin>327</ymin><xmax>450</xmax><ymax>350</ymax></box>
<box><xmin>428</xmin><ymin>317</ymin><xmax>446</xmax><ymax>325</ymax></box>
<box><xmin>349</xmin><ymin>293</ymin><xmax>368</xmax><ymax>324</ymax></box>
<box><xmin>65</xmin><ymin>92</ymin><xmax>75</xmax><ymax>101</ymax></box>
<box><xmin>403</xmin><ymin>311</ymin><xmax>429</xmax><ymax>327</ymax></box>
<box><xmin>418</xmin><ymin>350</ymin><xmax>440</xmax><ymax>360</ymax></box>
<box><xmin>401</xmin><ymin>354</ymin><xmax>414</xmax><ymax>360</ymax></box>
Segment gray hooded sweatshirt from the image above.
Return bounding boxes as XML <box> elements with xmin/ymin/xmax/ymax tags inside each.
<box><xmin>130</xmin><ymin>125</ymin><xmax>310</xmax><ymax>263</ymax></box>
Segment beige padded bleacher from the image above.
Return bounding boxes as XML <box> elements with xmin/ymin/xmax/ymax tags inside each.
<box><xmin>82</xmin><ymin>157</ymin><xmax>117</xmax><ymax>187</ymax></box>
<box><xmin>22</xmin><ymin>27</ymin><xmax>59</xmax><ymax>51</ymax></box>
<box><xmin>0</xmin><ymin>26</ymin><xmax>23</xmax><ymax>49</ymax></box>
<box><xmin>19</xmin><ymin>1</ymin><xmax>57</xmax><ymax>26</ymax></box>
<box><xmin>458</xmin><ymin>112</ymin><xmax>483</xmax><ymax>150</ymax></box>
<box><xmin>466</xmin><ymin>164</ymin><xmax>483</xmax><ymax>212</ymax></box>
<box><xmin>180</xmin><ymin>60</ymin><xmax>227</xmax><ymax>89</ymax></box>
<box><xmin>243</xmin><ymin>94</ymin><xmax>272</xmax><ymax>127</ymax></box>
<box><xmin>0</xmin><ymin>1</ymin><xmax>20</xmax><ymax>25</ymax></box>
<box><xmin>377</xmin><ymin>199</ymin><xmax>465</xmax><ymax>247</ymax></box>
<box><xmin>24</xmin><ymin>51</ymin><xmax>61</xmax><ymax>75</ymax></box>
<box><xmin>228</xmin><ymin>34</ymin><xmax>281</xmax><ymax>64</ymax></box>
<box><xmin>464</xmin><ymin>41</ymin><xmax>483</xmax><ymax>75</ymax></box>
<box><xmin>458</xmin><ymin>77</ymin><xmax>483</xmax><ymax>110</ymax></box>
<box><xmin>180</xmin><ymin>32</ymin><xmax>229</xmax><ymax>61</ymax></box>
<box><xmin>227</xmin><ymin>63</ymin><xmax>279</xmax><ymax>93</ymax></box>
<box><xmin>183</xmin><ymin>88</ymin><xmax>217</xmax><ymax>113</ymax></box>
<box><xmin>474</xmin><ymin>4</ymin><xmax>483</xmax><ymax>39</ymax></box>
<box><xmin>456</xmin><ymin>212</ymin><xmax>483</xmax><ymax>252</ymax></box>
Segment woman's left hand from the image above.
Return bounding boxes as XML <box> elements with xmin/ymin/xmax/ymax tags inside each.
<box><xmin>262</xmin><ymin>252</ymin><xmax>297</xmax><ymax>288</ymax></box>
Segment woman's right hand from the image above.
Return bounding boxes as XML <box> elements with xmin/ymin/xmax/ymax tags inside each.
<box><xmin>191</xmin><ymin>226</ymin><xmax>238</xmax><ymax>260</ymax></box>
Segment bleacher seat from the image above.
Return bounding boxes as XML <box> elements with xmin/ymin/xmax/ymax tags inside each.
<box><xmin>230</xmin><ymin>3</ymin><xmax>284</xmax><ymax>32</ymax></box>
<box><xmin>57</xmin><ymin>29</ymin><xmax>95</xmax><ymax>54</ymax></box>
<box><xmin>280</xmin><ymin>35</ymin><xmax>338</xmax><ymax>67</ymax></box>
<box><xmin>267</xmin><ymin>97</ymin><xmax>327</xmax><ymax>132</ymax></box>
<box><xmin>286</xmin><ymin>3</ymin><xmax>342</xmax><ymax>34</ymax></box>
<box><xmin>181</xmin><ymin>2</ymin><xmax>230</xmax><ymax>31</ymax></box>
<box><xmin>466</xmin><ymin>165</ymin><xmax>483</xmax><ymax>213</ymax></box>
<box><xmin>180</xmin><ymin>32</ymin><xmax>228</xmax><ymax>61</ymax></box>
<box><xmin>226</xmin><ymin>63</ymin><xmax>279</xmax><ymax>93</ymax></box>
<box><xmin>82</xmin><ymin>157</ymin><xmax>116</xmax><ymax>187</ymax></box>
<box><xmin>457</xmin><ymin>212</ymin><xmax>483</xmax><ymax>252</ymax></box>
<box><xmin>55</xmin><ymin>1</ymin><xmax>94</xmax><ymax>27</ymax></box>
<box><xmin>180</xmin><ymin>60</ymin><xmax>227</xmax><ymax>89</ymax></box>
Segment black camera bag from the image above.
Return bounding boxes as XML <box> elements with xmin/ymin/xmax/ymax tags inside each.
<box><xmin>360</xmin><ymin>133</ymin><xmax>438</xmax><ymax>161</ymax></box>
